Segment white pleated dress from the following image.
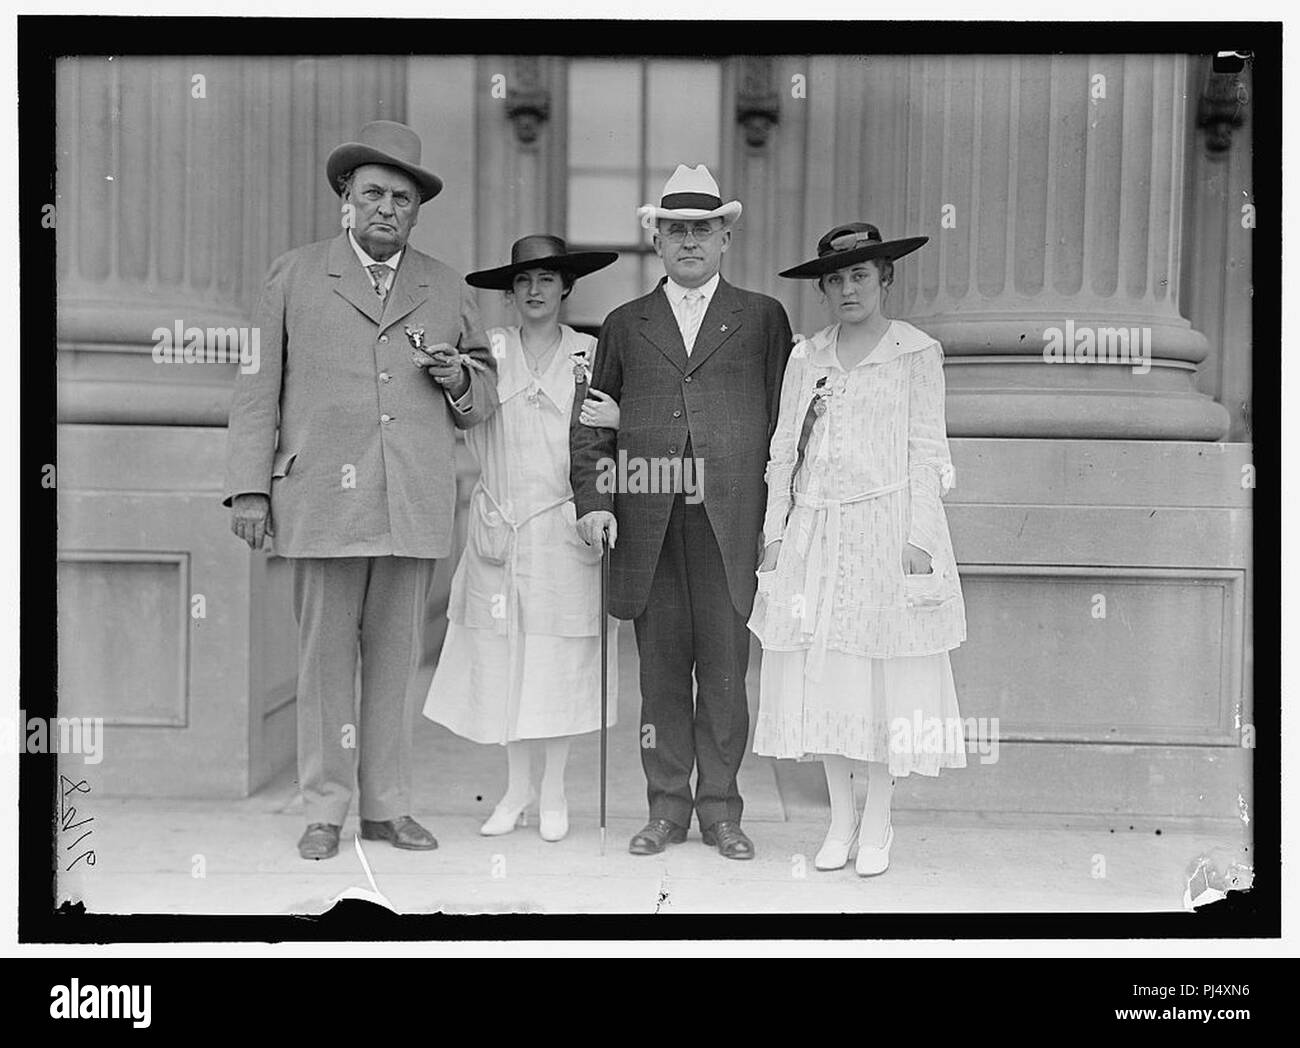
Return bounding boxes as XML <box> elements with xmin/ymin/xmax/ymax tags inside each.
<box><xmin>423</xmin><ymin>325</ymin><xmax>618</xmax><ymax>744</ymax></box>
<box><xmin>748</xmin><ymin>321</ymin><xmax>967</xmax><ymax>776</ymax></box>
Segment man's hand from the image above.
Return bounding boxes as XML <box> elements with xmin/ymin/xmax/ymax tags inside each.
<box><xmin>413</xmin><ymin>343</ymin><xmax>469</xmax><ymax>399</ymax></box>
<box><xmin>231</xmin><ymin>493</ymin><xmax>272</xmax><ymax>550</ymax></box>
<box><xmin>577</xmin><ymin>510</ymin><xmax>617</xmax><ymax>550</ymax></box>
<box><xmin>902</xmin><ymin>542</ymin><xmax>933</xmax><ymax>575</ymax></box>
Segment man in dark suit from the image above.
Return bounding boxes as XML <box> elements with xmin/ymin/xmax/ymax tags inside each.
<box><xmin>571</xmin><ymin>165</ymin><xmax>792</xmax><ymax>859</ymax></box>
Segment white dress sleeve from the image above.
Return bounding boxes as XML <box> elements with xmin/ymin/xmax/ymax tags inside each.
<box><xmin>762</xmin><ymin>343</ymin><xmax>809</xmax><ymax>547</ymax></box>
<box><xmin>905</xmin><ymin>342</ymin><xmax>955</xmax><ymax>558</ymax></box>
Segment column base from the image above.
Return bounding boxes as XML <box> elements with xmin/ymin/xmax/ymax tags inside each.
<box><xmin>944</xmin><ymin>357</ymin><xmax>1231</xmax><ymax>440</ymax></box>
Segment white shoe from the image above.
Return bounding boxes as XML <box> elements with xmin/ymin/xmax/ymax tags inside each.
<box><xmin>539</xmin><ymin>800</ymin><xmax>569</xmax><ymax>843</ymax></box>
<box><xmin>814</xmin><ymin>820</ymin><xmax>860</xmax><ymax>870</ymax></box>
<box><xmin>480</xmin><ymin>790</ymin><xmax>536</xmax><ymax>836</ymax></box>
<box><xmin>855</xmin><ymin>822</ymin><xmax>893</xmax><ymax>876</ymax></box>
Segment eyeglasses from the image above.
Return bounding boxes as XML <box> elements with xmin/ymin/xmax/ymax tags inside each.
<box><xmin>660</xmin><ymin>222</ymin><xmax>721</xmax><ymax>244</ymax></box>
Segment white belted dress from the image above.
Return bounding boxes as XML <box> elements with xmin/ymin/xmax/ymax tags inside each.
<box><xmin>423</xmin><ymin>324</ymin><xmax>618</xmax><ymax>744</ymax></box>
<box><xmin>747</xmin><ymin>320</ymin><xmax>966</xmax><ymax>776</ymax></box>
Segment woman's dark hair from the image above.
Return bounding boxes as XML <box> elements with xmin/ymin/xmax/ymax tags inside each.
<box><xmin>509</xmin><ymin>267</ymin><xmax>576</xmax><ymax>301</ymax></box>
<box><xmin>817</xmin><ymin>257</ymin><xmax>894</xmax><ymax>296</ymax></box>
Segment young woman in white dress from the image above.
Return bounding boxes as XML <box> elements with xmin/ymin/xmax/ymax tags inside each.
<box><xmin>749</xmin><ymin>223</ymin><xmax>968</xmax><ymax>875</ymax></box>
<box><xmin>423</xmin><ymin>235</ymin><xmax>620</xmax><ymax>842</ymax></box>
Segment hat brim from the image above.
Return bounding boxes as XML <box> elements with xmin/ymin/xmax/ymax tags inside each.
<box><xmin>637</xmin><ymin>201</ymin><xmax>743</xmax><ymax>228</ymax></box>
<box><xmin>778</xmin><ymin>236</ymin><xmax>929</xmax><ymax>279</ymax></box>
<box><xmin>326</xmin><ymin>144</ymin><xmax>444</xmax><ymax>203</ymax></box>
<box><xmin>465</xmin><ymin>251</ymin><xmax>620</xmax><ymax>291</ymax></box>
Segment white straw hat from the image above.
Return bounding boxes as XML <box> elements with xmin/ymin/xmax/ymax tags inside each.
<box><xmin>637</xmin><ymin>164</ymin><xmax>742</xmax><ymax>229</ymax></box>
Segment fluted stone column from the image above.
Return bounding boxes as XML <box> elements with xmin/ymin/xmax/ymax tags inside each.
<box><xmin>54</xmin><ymin>56</ymin><xmax>408</xmax><ymax>798</ymax></box>
<box><xmin>885</xmin><ymin>54</ymin><xmax>1228</xmax><ymax>439</ymax></box>
<box><xmin>56</xmin><ymin>55</ymin><xmax>406</xmax><ymax>425</ymax></box>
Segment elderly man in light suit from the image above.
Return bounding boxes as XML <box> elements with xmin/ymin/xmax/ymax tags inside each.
<box><xmin>225</xmin><ymin>121</ymin><xmax>498</xmax><ymax>860</ymax></box>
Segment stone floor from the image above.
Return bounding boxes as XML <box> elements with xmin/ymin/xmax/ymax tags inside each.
<box><xmin>55</xmin><ymin>627</ymin><xmax>1250</xmax><ymax>916</ymax></box>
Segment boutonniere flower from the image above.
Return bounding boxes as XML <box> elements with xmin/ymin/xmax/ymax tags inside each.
<box><xmin>406</xmin><ymin>325</ymin><xmax>490</xmax><ymax>373</ymax></box>
<box><xmin>570</xmin><ymin>348</ymin><xmax>592</xmax><ymax>384</ymax></box>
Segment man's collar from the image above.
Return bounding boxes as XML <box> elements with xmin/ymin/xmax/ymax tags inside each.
<box><xmin>348</xmin><ymin>229</ymin><xmax>402</xmax><ymax>270</ymax></box>
<box><xmin>663</xmin><ymin>272</ymin><xmax>720</xmax><ymax>305</ymax></box>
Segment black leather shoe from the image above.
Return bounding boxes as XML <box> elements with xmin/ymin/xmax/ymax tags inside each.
<box><xmin>298</xmin><ymin>822</ymin><xmax>341</xmax><ymax>860</ymax></box>
<box><xmin>702</xmin><ymin>820</ymin><xmax>755</xmax><ymax>860</ymax></box>
<box><xmin>628</xmin><ymin>818</ymin><xmax>688</xmax><ymax>855</ymax></box>
<box><xmin>360</xmin><ymin>815</ymin><xmax>438</xmax><ymax>851</ymax></box>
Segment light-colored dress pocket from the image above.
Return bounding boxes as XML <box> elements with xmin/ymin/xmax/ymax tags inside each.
<box><xmin>469</xmin><ymin>488</ymin><xmax>513</xmax><ymax>565</ymax></box>
<box><xmin>902</xmin><ymin>558</ymin><xmax>958</xmax><ymax>609</ymax></box>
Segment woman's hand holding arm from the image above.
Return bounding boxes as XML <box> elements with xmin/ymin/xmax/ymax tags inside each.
<box><xmin>579</xmin><ymin>388</ymin><xmax>620</xmax><ymax>429</ymax></box>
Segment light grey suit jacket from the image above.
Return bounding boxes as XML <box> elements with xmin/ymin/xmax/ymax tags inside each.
<box><xmin>224</xmin><ymin>232</ymin><xmax>498</xmax><ymax>559</ymax></box>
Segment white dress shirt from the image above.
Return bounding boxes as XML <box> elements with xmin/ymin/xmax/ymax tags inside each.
<box><xmin>662</xmin><ymin>272</ymin><xmax>720</xmax><ymax>356</ymax></box>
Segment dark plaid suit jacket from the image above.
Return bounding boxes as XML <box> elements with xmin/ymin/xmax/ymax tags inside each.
<box><xmin>571</xmin><ymin>276</ymin><xmax>793</xmax><ymax>620</ymax></box>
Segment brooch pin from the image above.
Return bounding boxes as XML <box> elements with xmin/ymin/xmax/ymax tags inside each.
<box><xmin>405</xmin><ymin>326</ymin><xmax>425</xmax><ymax>351</ymax></box>
<box><xmin>720</xmin><ymin>324</ymin><xmax>728</xmax><ymax>333</ymax></box>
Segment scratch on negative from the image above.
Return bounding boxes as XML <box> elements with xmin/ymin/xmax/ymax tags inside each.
<box><xmin>654</xmin><ymin>875</ymin><xmax>670</xmax><ymax>914</ymax></box>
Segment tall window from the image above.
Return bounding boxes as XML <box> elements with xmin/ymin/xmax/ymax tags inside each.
<box><xmin>564</xmin><ymin>59</ymin><xmax>723</xmax><ymax>330</ymax></box>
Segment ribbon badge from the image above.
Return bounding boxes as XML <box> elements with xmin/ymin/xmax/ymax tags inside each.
<box><xmin>812</xmin><ymin>376</ymin><xmax>833</xmax><ymax>417</ymax></box>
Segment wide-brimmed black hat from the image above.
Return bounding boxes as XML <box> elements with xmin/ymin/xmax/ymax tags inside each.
<box><xmin>466</xmin><ymin>235</ymin><xmax>619</xmax><ymax>290</ymax></box>
<box><xmin>779</xmin><ymin>222</ymin><xmax>928</xmax><ymax>279</ymax></box>
<box><xmin>326</xmin><ymin>120</ymin><xmax>443</xmax><ymax>203</ymax></box>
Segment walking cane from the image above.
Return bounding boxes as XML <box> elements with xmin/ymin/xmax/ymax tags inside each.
<box><xmin>572</xmin><ymin>353</ymin><xmax>610</xmax><ymax>854</ymax></box>
<box><xmin>599</xmin><ymin>525</ymin><xmax>610</xmax><ymax>856</ymax></box>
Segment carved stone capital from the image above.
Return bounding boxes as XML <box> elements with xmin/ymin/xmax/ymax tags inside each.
<box><xmin>735</xmin><ymin>56</ymin><xmax>780</xmax><ymax>149</ymax></box>
<box><xmin>1196</xmin><ymin>62</ymin><xmax>1248</xmax><ymax>155</ymax></box>
<box><xmin>507</xmin><ymin>57</ymin><xmax>550</xmax><ymax>145</ymax></box>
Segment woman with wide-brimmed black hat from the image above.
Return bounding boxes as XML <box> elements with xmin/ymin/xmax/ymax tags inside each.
<box><xmin>422</xmin><ymin>235</ymin><xmax>620</xmax><ymax>843</ymax></box>
<box><xmin>748</xmin><ymin>223</ymin><xmax>968</xmax><ymax>876</ymax></box>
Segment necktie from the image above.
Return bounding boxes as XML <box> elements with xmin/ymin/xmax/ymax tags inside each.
<box><xmin>367</xmin><ymin>263</ymin><xmax>391</xmax><ymax>300</ymax></box>
<box><xmin>681</xmin><ymin>289</ymin><xmax>705</xmax><ymax>355</ymax></box>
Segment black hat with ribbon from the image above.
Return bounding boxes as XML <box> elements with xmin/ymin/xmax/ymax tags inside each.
<box><xmin>465</xmin><ymin>235</ymin><xmax>619</xmax><ymax>290</ymax></box>
<box><xmin>779</xmin><ymin>222</ymin><xmax>928</xmax><ymax>279</ymax></box>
